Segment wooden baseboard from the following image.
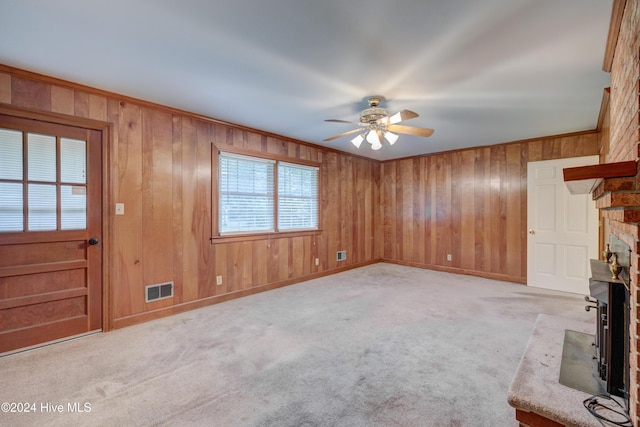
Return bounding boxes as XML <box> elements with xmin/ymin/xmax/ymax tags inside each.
<box><xmin>383</xmin><ymin>259</ymin><xmax>527</xmax><ymax>284</ymax></box>
<box><xmin>112</xmin><ymin>259</ymin><xmax>381</xmax><ymax>329</ymax></box>
<box><xmin>113</xmin><ymin>258</ymin><xmax>526</xmax><ymax>330</ymax></box>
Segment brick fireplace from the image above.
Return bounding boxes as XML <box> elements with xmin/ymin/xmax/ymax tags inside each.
<box><xmin>592</xmin><ymin>169</ymin><xmax>640</xmax><ymax>425</ymax></box>
<box><xmin>593</xmin><ymin>0</ymin><xmax>640</xmax><ymax>427</ymax></box>
<box><xmin>597</xmin><ymin>0</ymin><xmax>640</xmax><ymax>424</ymax></box>
<box><xmin>555</xmin><ymin>0</ymin><xmax>640</xmax><ymax>423</ymax></box>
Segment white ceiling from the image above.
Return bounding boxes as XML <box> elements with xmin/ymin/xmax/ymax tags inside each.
<box><xmin>0</xmin><ymin>0</ymin><xmax>612</xmax><ymax>160</ymax></box>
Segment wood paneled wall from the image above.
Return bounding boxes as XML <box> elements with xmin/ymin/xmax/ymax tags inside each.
<box><xmin>0</xmin><ymin>64</ymin><xmax>602</xmax><ymax>329</ymax></box>
<box><xmin>0</xmin><ymin>66</ymin><xmax>381</xmax><ymax>329</ymax></box>
<box><xmin>381</xmin><ymin>133</ymin><xmax>599</xmax><ymax>283</ymax></box>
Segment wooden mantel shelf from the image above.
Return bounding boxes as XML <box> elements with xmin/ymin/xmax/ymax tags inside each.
<box><xmin>563</xmin><ymin>160</ymin><xmax>637</xmax><ymax>195</ymax></box>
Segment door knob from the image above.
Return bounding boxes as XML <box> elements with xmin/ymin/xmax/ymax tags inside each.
<box><xmin>88</xmin><ymin>237</ymin><xmax>99</xmax><ymax>245</ymax></box>
<box><xmin>529</xmin><ymin>229</ymin><xmax>535</xmax><ymax>235</ymax></box>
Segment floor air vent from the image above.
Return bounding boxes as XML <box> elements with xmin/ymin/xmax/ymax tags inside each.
<box><xmin>145</xmin><ymin>282</ymin><xmax>174</xmax><ymax>302</ymax></box>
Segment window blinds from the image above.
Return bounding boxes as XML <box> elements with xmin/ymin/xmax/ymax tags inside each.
<box><xmin>219</xmin><ymin>152</ymin><xmax>275</xmax><ymax>234</ymax></box>
<box><xmin>278</xmin><ymin>162</ymin><xmax>318</xmax><ymax>230</ymax></box>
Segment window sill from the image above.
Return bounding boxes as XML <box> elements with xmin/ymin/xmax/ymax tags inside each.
<box><xmin>210</xmin><ymin>229</ymin><xmax>322</xmax><ymax>244</ymax></box>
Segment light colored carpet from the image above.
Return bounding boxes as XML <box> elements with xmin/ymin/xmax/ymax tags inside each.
<box><xmin>0</xmin><ymin>263</ymin><xmax>594</xmax><ymax>426</ymax></box>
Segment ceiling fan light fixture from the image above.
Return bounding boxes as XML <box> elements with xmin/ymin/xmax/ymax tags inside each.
<box><xmin>384</xmin><ymin>131</ymin><xmax>399</xmax><ymax>145</ymax></box>
<box><xmin>366</xmin><ymin>129</ymin><xmax>380</xmax><ymax>145</ymax></box>
<box><xmin>366</xmin><ymin>129</ymin><xmax>382</xmax><ymax>150</ymax></box>
<box><xmin>324</xmin><ymin>96</ymin><xmax>433</xmax><ymax>150</ymax></box>
<box><xmin>351</xmin><ymin>134</ymin><xmax>364</xmax><ymax>148</ymax></box>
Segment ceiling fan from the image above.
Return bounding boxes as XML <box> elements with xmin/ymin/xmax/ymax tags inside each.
<box><xmin>324</xmin><ymin>96</ymin><xmax>434</xmax><ymax>150</ymax></box>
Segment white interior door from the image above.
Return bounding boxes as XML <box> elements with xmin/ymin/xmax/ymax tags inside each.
<box><xmin>527</xmin><ymin>156</ymin><xmax>599</xmax><ymax>295</ymax></box>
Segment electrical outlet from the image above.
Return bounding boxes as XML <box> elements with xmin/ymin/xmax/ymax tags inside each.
<box><xmin>115</xmin><ymin>203</ymin><xmax>125</xmax><ymax>215</ymax></box>
<box><xmin>447</xmin><ymin>254</ymin><xmax>452</xmax><ymax>261</ymax></box>
<box><xmin>315</xmin><ymin>258</ymin><xmax>319</xmax><ymax>266</ymax></box>
<box><xmin>216</xmin><ymin>275</ymin><xmax>222</xmax><ymax>285</ymax></box>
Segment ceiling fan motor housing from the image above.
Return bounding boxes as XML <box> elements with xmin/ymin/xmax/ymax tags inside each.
<box><xmin>360</xmin><ymin>107</ymin><xmax>388</xmax><ymax>123</ymax></box>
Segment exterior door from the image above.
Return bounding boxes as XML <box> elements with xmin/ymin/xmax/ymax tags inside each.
<box><xmin>0</xmin><ymin>114</ymin><xmax>102</xmax><ymax>354</ymax></box>
<box><xmin>527</xmin><ymin>156</ymin><xmax>598</xmax><ymax>295</ymax></box>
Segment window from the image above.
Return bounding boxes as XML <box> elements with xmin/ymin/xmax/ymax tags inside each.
<box><xmin>0</xmin><ymin>128</ymin><xmax>87</xmax><ymax>232</ymax></box>
<box><xmin>219</xmin><ymin>153</ymin><xmax>275</xmax><ymax>234</ymax></box>
<box><xmin>278</xmin><ymin>162</ymin><xmax>318</xmax><ymax>230</ymax></box>
<box><xmin>218</xmin><ymin>152</ymin><xmax>318</xmax><ymax>235</ymax></box>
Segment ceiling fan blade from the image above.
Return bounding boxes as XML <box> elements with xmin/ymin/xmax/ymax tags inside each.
<box><xmin>389</xmin><ymin>109</ymin><xmax>419</xmax><ymax>124</ymax></box>
<box><xmin>379</xmin><ymin>109</ymin><xmax>419</xmax><ymax>126</ymax></box>
<box><xmin>323</xmin><ymin>128</ymin><xmax>363</xmax><ymax>142</ymax></box>
<box><xmin>325</xmin><ymin>119</ymin><xmax>365</xmax><ymax>126</ymax></box>
<box><xmin>387</xmin><ymin>124</ymin><xmax>434</xmax><ymax>137</ymax></box>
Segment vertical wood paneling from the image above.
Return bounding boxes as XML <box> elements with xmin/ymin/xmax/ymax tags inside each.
<box><xmin>363</xmin><ymin>159</ymin><xmax>372</xmax><ymax>262</ymax></box>
<box><xmin>171</xmin><ymin>116</ymin><xmax>184</xmax><ymax>303</ymax></box>
<box><xmin>435</xmin><ymin>154</ymin><xmax>452</xmax><ymax>265</ymax></box>
<box><xmin>0</xmin><ymin>72</ymin><xmax>10</xmax><ymax>103</ymax></box>
<box><xmin>460</xmin><ymin>150</ymin><xmax>475</xmax><ymax>270</ymax></box>
<box><xmin>89</xmin><ymin>94</ymin><xmax>108</xmax><ymax>122</ymax></box>
<box><xmin>373</xmin><ymin>161</ymin><xmax>383</xmax><ymax>260</ymax></box>
<box><xmin>292</xmin><ymin>237</ymin><xmax>304</xmax><ymax>278</ymax></box>
<box><xmin>11</xmin><ymin>76</ymin><xmax>51</xmax><ymax>110</ymax></box>
<box><xmin>382</xmin><ymin>133</ymin><xmax>599</xmax><ymax>282</ymax></box>
<box><xmin>181</xmin><ymin>117</ymin><xmax>199</xmax><ymax>302</ymax></box>
<box><xmin>106</xmin><ymin>99</ymin><xmax>120</xmax><ymax>318</ymax></box>
<box><xmin>51</xmin><ymin>86</ymin><xmax>75</xmax><ymax>115</ymax></box>
<box><xmin>489</xmin><ymin>145</ymin><xmax>506</xmax><ymax>273</ymax></box>
<box><xmin>267</xmin><ymin>237</ymin><xmax>280</xmax><ymax>284</ymax></box>
<box><xmin>195</xmin><ymin>122</ymin><xmax>213</xmax><ymax>290</ymax></box>
<box><xmin>214</xmin><ymin>242</ymin><xmax>228</xmax><ymax>294</ymax></box>
<box><xmin>240</xmin><ymin>242</ymin><xmax>252</xmax><ymax>288</ymax></box>
<box><xmin>142</xmin><ymin>109</ymin><xmax>174</xmax><ymax>293</ymax></box>
<box><xmin>115</xmin><ymin>101</ymin><xmax>144</xmax><ymax>317</ymax></box>
<box><xmin>413</xmin><ymin>158</ymin><xmax>425</xmax><ymax>264</ymax></box>
<box><xmin>324</xmin><ymin>152</ymin><xmax>339</xmax><ymax>270</ymax></box>
<box><xmin>505</xmin><ymin>144</ymin><xmax>522</xmax><ymax>278</ymax></box>
<box><xmin>401</xmin><ymin>159</ymin><xmax>414</xmax><ymax>262</ymax></box>
<box><xmin>142</xmin><ymin>108</ymin><xmax>155</xmax><ymax>298</ymax></box>
<box><xmin>474</xmin><ymin>148</ymin><xmax>487</xmax><ymax>272</ymax></box>
<box><xmin>519</xmin><ymin>144</ymin><xmax>529</xmax><ymax>278</ymax></box>
<box><xmin>251</xmin><ymin>240</ymin><xmax>268</xmax><ymax>287</ymax></box>
<box><xmin>450</xmin><ymin>152</ymin><xmax>462</xmax><ymax>267</ymax></box>
<box><xmin>383</xmin><ymin>163</ymin><xmax>396</xmax><ymax>259</ymax></box>
<box><xmin>74</xmin><ymin>91</ymin><xmax>90</xmax><ymax>118</ymax></box>
<box><xmin>278</xmin><ymin>238</ymin><xmax>289</xmax><ymax>280</ymax></box>
<box><xmin>528</xmin><ymin>140</ymin><xmax>543</xmax><ymax>162</ymax></box>
<box><xmin>226</xmin><ymin>242</ymin><xmax>241</xmax><ymax>292</ymax></box>
<box><xmin>428</xmin><ymin>156</ymin><xmax>437</xmax><ymax>264</ymax></box>
<box><xmin>342</xmin><ymin>155</ymin><xmax>353</xmax><ymax>261</ymax></box>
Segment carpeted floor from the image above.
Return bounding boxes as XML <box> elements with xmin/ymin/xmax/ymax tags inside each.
<box><xmin>0</xmin><ymin>263</ymin><xmax>594</xmax><ymax>426</ymax></box>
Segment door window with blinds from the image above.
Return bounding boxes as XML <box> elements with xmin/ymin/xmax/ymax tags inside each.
<box><xmin>0</xmin><ymin>128</ymin><xmax>87</xmax><ymax>232</ymax></box>
<box><xmin>218</xmin><ymin>152</ymin><xmax>318</xmax><ymax>235</ymax></box>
